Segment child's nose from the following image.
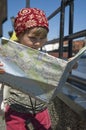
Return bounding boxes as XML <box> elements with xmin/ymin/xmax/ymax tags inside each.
<box><xmin>33</xmin><ymin>39</ymin><xmax>42</xmax><ymax>44</ymax></box>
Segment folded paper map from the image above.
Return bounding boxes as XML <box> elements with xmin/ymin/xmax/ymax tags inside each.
<box><xmin>0</xmin><ymin>37</ymin><xmax>86</xmax><ymax>103</ymax></box>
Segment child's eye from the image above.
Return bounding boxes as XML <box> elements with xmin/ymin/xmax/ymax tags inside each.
<box><xmin>28</xmin><ymin>37</ymin><xmax>36</xmax><ymax>42</ymax></box>
<box><xmin>40</xmin><ymin>37</ymin><xmax>45</xmax><ymax>40</ymax></box>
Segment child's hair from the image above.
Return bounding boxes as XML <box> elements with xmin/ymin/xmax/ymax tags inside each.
<box><xmin>10</xmin><ymin>31</ymin><xmax>18</xmax><ymax>41</ymax></box>
<box><xmin>14</xmin><ymin>8</ymin><xmax>49</xmax><ymax>37</ymax></box>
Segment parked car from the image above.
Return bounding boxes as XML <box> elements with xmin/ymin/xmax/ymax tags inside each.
<box><xmin>57</xmin><ymin>51</ymin><xmax>86</xmax><ymax>119</ymax></box>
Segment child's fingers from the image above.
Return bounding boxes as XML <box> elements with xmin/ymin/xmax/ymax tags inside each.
<box><xmin>0</xmin><ymin>62</ymin><xmax>3</xmax><ymax>66</ymax></box>
<box><xmin>0</xmin><ymin>69</ymin><xmax>5</xmax><ymax>74</ymax></box>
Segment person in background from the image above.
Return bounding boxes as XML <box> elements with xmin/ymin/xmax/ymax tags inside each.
<box><xmin>0</xmin><ymin>8</ymin><xmax>52</xmax><ymax>130</ymax></box>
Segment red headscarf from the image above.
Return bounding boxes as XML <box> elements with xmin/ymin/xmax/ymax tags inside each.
<box><xmin>14</xmin><ymin>8</ymin><xmax>49</xmax><ymax>36</ymax></box>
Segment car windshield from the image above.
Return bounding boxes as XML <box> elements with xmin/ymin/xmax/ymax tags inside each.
<box><xmin>72</xmin><ymin>51</ymin><xmax>86</xmax><ymax>79</ymax></box>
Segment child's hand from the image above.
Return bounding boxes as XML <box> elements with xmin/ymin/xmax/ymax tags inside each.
<box><xmin>72</xmin><ymin>62</ymin><xmax>78</xmax><ymax>69</ymax></box>
<box><xmin>68</xmin><ymin>57</ymin><xmax>78</xmax><ymax>70</ymax></box>
<box><xmin>0</xmin><ymin>62</ymin><xmax>5</xmax><ymax>74</ymax></box>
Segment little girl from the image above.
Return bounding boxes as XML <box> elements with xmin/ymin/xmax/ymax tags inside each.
<box><xmin>0</xmin><ymin>8</ymin><xmax>52</xmax><ymax>130</ymax></box>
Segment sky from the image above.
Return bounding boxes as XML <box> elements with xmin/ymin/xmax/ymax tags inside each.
<box><xmin>2</xmin><ymin>0</ymin><xmax>86</xmax><ymax>41</ymax></box>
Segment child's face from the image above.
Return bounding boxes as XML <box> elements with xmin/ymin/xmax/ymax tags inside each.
<box><xmin>18</xmin><ymin>27</ymin><xmax>47</xmax><ymax>50</ymax></box>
